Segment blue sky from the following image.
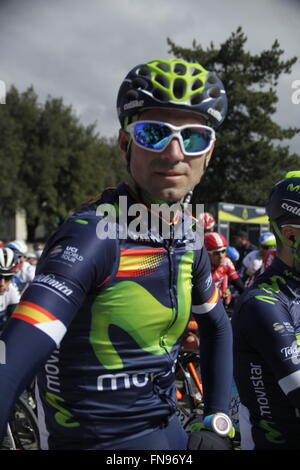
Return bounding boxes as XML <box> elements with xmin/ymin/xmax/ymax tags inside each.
<box><xmin>0</xmin><ymin>0</ymin><xmax>299</xmax><ymax>152</ymax></box>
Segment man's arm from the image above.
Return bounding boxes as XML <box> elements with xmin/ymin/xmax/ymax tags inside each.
<box><xmin>0</xmin><ymin>215</ymin><xmax>116</xmax><ymax>443</ymax></box>
<box><xmin>191</xmin><ymin>248</ymin><xmax>233</xmax><ymax>417</ymax></box>
<box><xmin>234</xmin><ymin>295</ymin><xmax>300</xmax><ymax>407</ymax></box>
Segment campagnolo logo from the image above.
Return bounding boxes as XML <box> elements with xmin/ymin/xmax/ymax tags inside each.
<box><xmin>124</xmin><ymin>99</ymin><xmax>144</xmax><ymax>110</ymax></box>
<box><xmin>34</xmin><ymin>273</ymin><xmax>73</xmax><ymax>296</ymax></box>
<box><xmin>207</xmin><ymin>107</ymin><xmax>222</xmax><ymax>121</ymax></box>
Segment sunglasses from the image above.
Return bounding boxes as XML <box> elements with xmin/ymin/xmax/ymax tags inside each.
<box><xmin>127</xmin><ymin>120</ymin><xmax>215</xmax><ymax>156</ymax></box>
<box><xmin>0</xmin><ymin>275</ymin><xmax>13</xmax><ymax>281</ymax></box>
<box><xmin>210</xmin><ymin>249</ymin><xmax>227</xmax><ymax>255</ymax></box>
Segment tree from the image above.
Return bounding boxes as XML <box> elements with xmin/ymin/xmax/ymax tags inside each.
<box><xmin>167</xmin><ymin>27</ymin><xmax>300</xmax><ymax>206</ymax></box>
<box><xmin>0</xmin><ymin>86</ymin><xmax>126</xmax><ymax>240</ymax></box>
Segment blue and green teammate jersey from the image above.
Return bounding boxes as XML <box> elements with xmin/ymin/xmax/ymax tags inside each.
<box><xmin>232</xmin><ymin>257</ymin><xmax>300</xmax><ymax>450</ymax></box>
<box><xmin>0</xmin><ymin>183</ymin><xmax>232</xmax><ymax>450</ymax></box>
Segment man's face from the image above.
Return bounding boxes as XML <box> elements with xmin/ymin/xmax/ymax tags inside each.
<box><xmin>209</xmin><ymin>248</ymin><xmax>227</xmax><ymax>267</ymax></box>
<box><xmin>0</xmin><ymin>276</ymin><xmax>11</xmax><ymax>295</ymax></box>
<box><xmin>119</xmin><ymin>108</ymin><xmax>215</xmax><ymax>203</ymax></box>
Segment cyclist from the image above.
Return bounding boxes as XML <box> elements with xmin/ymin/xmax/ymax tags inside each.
<box><xmin>240</xmin><ymin>232</ymin><xmax>276</xmax><ymax>287</ymax></box>
<box><xmin>6</xmin><ymin>240</ymin><xmax>35</xmax><ymax>292</ymax></box>
<box><xmin>199</xmin><ymin>212</ymin><xmax>216</xmax><ymax>232</ymax></box>
<box><xmin>234</xmin><ymin>230</ymin><xmax>257</xmax><ymax>271</ymax></box>
<box><xmin>0</xmin><ymin>248</ymin><xmax>21</xmax><ymax>330</ymax></box>
<box><xmin>0</xmin><ymin>58</ymin><xmax>233</xmax><ymax>450</ymax></box>
<box><xmin>232</xmin><ymin>172</ymin><xmax>300</xmax><ymax>449</ymax></box>
<box><xmin>204</xmin><ymin>232</ymin><xmax>244</xmax><ymax>306</ymax></box>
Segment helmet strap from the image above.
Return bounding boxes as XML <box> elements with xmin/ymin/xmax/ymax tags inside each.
<box><xmin>271</xmin><ymin>221</ymin><xmax>300</xmax><ymax>264</ymax></box>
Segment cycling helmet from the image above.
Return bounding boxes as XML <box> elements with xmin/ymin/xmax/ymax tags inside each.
<box><xmin>266</xmin><ymin>174</ymin><xmax>300</xmax><ymax>262</ymax></box>
<box><xmin>117</xmin><ymin>58</ymin><xmax>227</xmax><ymax>129</ymax></box>
<box><xmin>6</xmin><ymin>239</ymin><xmax>28</xmax><ymax>256</ymax></box>
<box><xmin>226</xmin><ymin>245</ymin><xmax>240</xmax><ymax>261</ymax></box>
<box><xmin>199</xmin><ymin>212</ymin><xmax>216</xmax><ymax>231</ymax></box>
<box><xmin>266</xmin><ymin>176</ymin><xmax>300</xmax><ymax>225</ymax></box>
<box><xmin>259</xmin><ymin>232</ymin><xmax>276</xmax><ymax>247</ymax></box>
<box><xmin>204</xmin><ymin>232</ymin><xmax>228</xmax><ymax>252</ymax></box>
<box><xmin>0</xmin><ymin>247</ymin><xmax>19</xmax><ymax>276</ymax></box>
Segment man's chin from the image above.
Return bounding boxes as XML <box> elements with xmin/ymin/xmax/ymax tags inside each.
<box><xmin>154</xmin><ymin>188</ymin><xmax>189</xmax><ymax>204</ymax></box>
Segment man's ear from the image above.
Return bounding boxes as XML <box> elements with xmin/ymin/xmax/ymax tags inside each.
<box><xmin>118</xmin><ymin>129</ymin><xmax>129</xmax><ymax>160</ymax></box>
<box><xmin>203</xmin><ymin>141</ymin><xmax>215</xmax><ymax>169</ymax></box>
<box><xmin>281</xmin><ymin>226</ymin><xmax>297</xmax><ymax>246</ymax></box>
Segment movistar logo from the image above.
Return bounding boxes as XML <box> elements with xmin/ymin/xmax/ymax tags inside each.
<box><xmin>287</xmin><ymin>184</ymin><xmax>300</xmax><ymax>193</ymax></box>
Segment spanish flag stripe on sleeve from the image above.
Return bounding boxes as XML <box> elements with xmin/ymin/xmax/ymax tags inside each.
<box><xmin>17</xmin><ymin>301</ymin><xmax>57</xmax><ymax>320</ymax></box>
<box><xmin>12</xmin><ymin>302</ymin><xmax>57</xmax><ymax>324</ymax></box>
<box><xmin>11</xmin><ymin>301</ymin><xmax>67</xmax><ymax>347</ymax></box>
<box><xmin>11</xmin><ymin>313</ymin><xmax>38</xmax><ymax>325</ymax></box>
<box><xmin>120</xmin><ymin>248</ymin><xmax>167</xmax><ymax>256</ymax></box>
<box><xmin>192</xmin><ymin>286</ymin><xmax>219</xmax><ymax>315</ymax></box>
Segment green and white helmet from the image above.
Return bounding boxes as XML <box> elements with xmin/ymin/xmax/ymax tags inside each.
<box><xmin>117</xmin><ymin>58</ymin><xmax>227</xmax><ymax>129</ymax></box>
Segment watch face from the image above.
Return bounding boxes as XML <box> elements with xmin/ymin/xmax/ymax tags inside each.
<box><xmin>215</xmin><ymin>415</ymin><xmax>229</xmax><ymax>432</ymax></box>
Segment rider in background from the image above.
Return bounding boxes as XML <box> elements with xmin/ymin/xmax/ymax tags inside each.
<box><xmin>204</xmin><ymin>232</ymin><xmax>245</xmax><ymax>307</ymax></box>
<box><xmin>232</xmin><ymin>172</ymin><xmax>300</xmax><ymax>449</ymax></box>
<box><xmin>240</xmin><ymin>232</ymin><xmax>276</xmax><ymax>287</ymax></box>
<box><xmin>234</xmin><ymin>230</ymin><xmax>257</xmax><ymax>271</ymax></box>
<box><xmin>199</xmin><ymin>212</ymin><xmax>216</xmax><ymax>233</ymax></box>
<box><xmin>6</xmin><ymin>240</ymin><xmax>36</xmax><ymax>292</ymax></box>
<box><xmin>0</xmin><ymin>248</ymin><xmax>21</xmax><ymax>331</ymax></box>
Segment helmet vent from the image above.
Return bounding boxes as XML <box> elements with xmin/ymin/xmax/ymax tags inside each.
<box><xmin>208</xmin><ymin>87</ymin><xmax>221</xmax><ymax>98</ymax></box>
<box><xmin>137</xmin><ymin>66</ymin><xmax>150</xmax><ymax>76</ymax></box>
<box><xmin>153</xmin><ymin>88</ymin><xmax>169</xmax><ymax>102</ymax></box>
<box><xmin>126</xmin><ymin>90</ymin><xmax>139</xmax><ymax>101</ymax></box>
<box><xmin>132</xmin><ymin>77</ymin><xmax>148</xmax><ymax>89</ymax></box>
<box><xmin>207</xmin><ymin>74</ymin><xmax>218</xmax><ymax>84</ymax></box>
<box><xmin>191</xmin><ymin>93</ymin><xmax>204</xmax><ymax>105</ymax></box>
<box><xmin>174</xmin><ymin>63</ymin><xmax>186</xmax><ymax>76</ymax></box>
<box><xmin>154</xmin><ymin>74</ymin><xmax>169</xmax><ymax>88</ymax></box>
<box><xmin>190</xmin><ymin>67</ymin><xmax>200</xmax><ymax>76</ymax></box>
<box><xmin>173</xmin><ymin>78</ymin><xmax>186</xmax><ymax>99</ymax></box>
<box><xmin>192</xmin><ymin>79</ymin><xmax>203</xmax><ymax>90</ymax></box>
<box><xmin>156</xmin><ymin>62</ymin><xmax>170</xmax><ymax>72</ymax></box>
<box><xmin>215</xmin><ymin>99</ymin><xmax>224</xmax><ymax>111</ymax></box>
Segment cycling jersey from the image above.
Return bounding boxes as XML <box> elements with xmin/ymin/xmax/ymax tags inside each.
<box><xmin>212</xmin><ymin>257</ymin><xmax>239</xmax><ymax>295</ymax></box>
<box><xmin>242</xmin><ymin>250</ymin><xmax>262</xmax><ymax>276</ymax></box>
<box><xmin>232</xmin><ymin>257</ymin><xmax>300</xmax><ymax>449</ymax></box>
<box><xmin>0</xmin><ymin>182</ymin><xmax>232</xmax><ymax>450</ymax></box>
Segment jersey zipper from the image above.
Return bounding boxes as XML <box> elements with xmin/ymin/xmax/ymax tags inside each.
<box><xmin>160</xmin><ymin>225</ymin><xmax>178</xmax><ymax>356</ymax></box>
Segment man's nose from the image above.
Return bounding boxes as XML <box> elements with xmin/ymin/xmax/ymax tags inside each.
<box><xmin>162</xmin><ymin>137</ymin><xmax>185</xmax><ymax>162</ymax></box>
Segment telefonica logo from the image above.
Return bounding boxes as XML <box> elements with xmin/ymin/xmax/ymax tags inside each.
<box><xmin>0</xmin><ymin>80</ymin><xmax>6</xmax><ymax>104</ymax></box>
<box><xmin>287</xmin><ymin>184</ymin><xmax>300</xmax><ymax>193</ymax></box>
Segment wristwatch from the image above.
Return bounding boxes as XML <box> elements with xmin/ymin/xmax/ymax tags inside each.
<box><xmin>203</xmin><ymin>413</ymin><xmax>233</xmax><ymax>437</ymax></box>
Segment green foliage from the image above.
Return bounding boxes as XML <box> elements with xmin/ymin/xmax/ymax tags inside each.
<box><xmin>0</xmin><ymin>87</ymin><xmax>126</xmax><ymax>239</ymax></box>
<box><xmin>167</xmin><ymin>27</ymin><xmax>300</xmax><ymax>206</ymax></box>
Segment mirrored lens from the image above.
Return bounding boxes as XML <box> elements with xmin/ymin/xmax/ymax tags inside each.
<box><xmin>181</xmin><ymin>128</ymin><xmax>211</xmax><ymax>153</ymax></box>
<box><xmin>133</xmin><ymin>123</ymin><xmax>172</xmax><ymax>150</ymax></box>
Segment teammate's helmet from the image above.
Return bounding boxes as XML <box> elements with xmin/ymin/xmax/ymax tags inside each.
<box><xmin>204</xmin><ymin>232</ymin><xmax>228</xmax><ymax>252</ymax></box>
<box><xmin>117</xmin><ymin>58</ymin><xmax>227</xmax><ymax>129</ymax></box>
<box><xmin>6</xmin><ymin>239</ymin><xmax>28</xmax><ymax>256</ymax></box>
<box><xmin>259</xmin><ymin>232</ymin><xmax>276</xmax><ymax>247</ymax></box>
<box><xmin>199</xmin><ymin>212</ymin><xmax>216</xmax><ymax>231</ymax></box>
<box><xmin>266</xmin><ymin>176</ymin><xmax>300</xmax><ymax>225</ymax></box>
<box><xmin>0</xmin><ymin>247</ymin><xmax>19</xmax><ymax>276</ymax></box>
<box><xmin>226</xmin><ymin>246</ymin><xmax>240</xmax><ymax>261</ymax></box>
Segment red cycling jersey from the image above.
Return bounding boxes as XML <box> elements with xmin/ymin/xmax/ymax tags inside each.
<box><xmin>212</xmin><ymin>257</ymin><xmax>239</xmax><ymax>297</ymax></box>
